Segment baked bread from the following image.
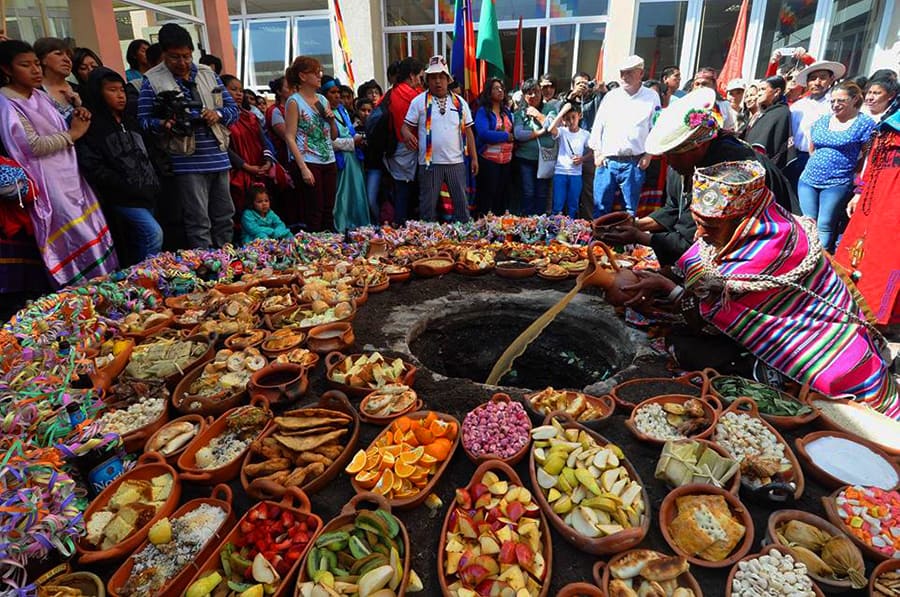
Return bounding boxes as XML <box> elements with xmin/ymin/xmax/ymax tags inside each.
<box><xmin>698</xmin><ymin>510</ymin><xmax>745</xmax><ymax>562</ymax></box>
<box><xmin>108</xmin><ymin>479</ymin><xmax>152</xmax><ymax>510</ymax></box>
<box><xmin>101</xmin><ymin>502</ymin><xmax>157</xmax><ymax>548</ymax></box>
<box><xmin>150</xmin><ymin>473</ymin><xmax>173</xmax><ymax>501</ymax></box>
<box><xmin>636</xmin><ymin>581</ymin><xmax>666</xmax><ymax>597</ymax></box>
<box><xmin>641</xmin><ymin>556</ymin><xmax>689</xmax><ymax>581</ymax></box>
<box><xmin>610</xmin><ymin>550</ymin><xmax>663</xmax><ymax>579</ymax></box>
<box><xmin>668</xmin><ymin>504</ymin><xmax>721</xmax><ymax>555</ymax></box>
<box><xmin>85</xmin><ymin>510</ymin><xmax>115</xmax><ymax>546</ymax></box>
<box><xmin>608</xmin><ymin>580</ymin><xmax>639</xmax><ymax>597</ymax></box>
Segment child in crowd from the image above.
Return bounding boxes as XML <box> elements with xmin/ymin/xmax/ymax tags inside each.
<box><xmin>550</xmin><ymin>107</ymin><xmax>590</xmax><ymax>218</ymax></box>
<box><xmin>354</xmin><ymin>98</ymin><xmax>373</xmax><ymax>129</ymax></box>
<box><xmin>240</xmin><ymin>184</ymin><xmax>293</xmax><ymax>243</ymax></box>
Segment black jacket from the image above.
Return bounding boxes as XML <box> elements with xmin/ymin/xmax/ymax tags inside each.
<box><xmin>742</xmin><ymin>101</ymin><xmax>795</xmax><ymax>170</ymax></box>
<box><xmin>75</xmin><ymin>67</ymin><xmax>160</xmax><ymax>208</ymax></box>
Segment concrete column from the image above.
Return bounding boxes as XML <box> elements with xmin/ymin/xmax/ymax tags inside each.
<box><xmin>68</xmin><ymin>0</ymin><xmax>125</xmax><ymax>74</ymax></box>
<box><xmin>202</xmin><ymin>0</ymin><xmax>236</xmax><ymax>75</ymax></box>
<box><xmin>333</xmin><ymin>0</ymin><xmax>381</xmax><ymax>87</ymax></box>
<box><xmin>605</xmin><ymin>0</ymin><xmax>638</xmax><ymax>81</ymax></box>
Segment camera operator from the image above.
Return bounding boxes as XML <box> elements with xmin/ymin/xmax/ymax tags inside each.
<box><xmin>137</xmin><ymin>23</ymin><xmax>238</xmax><ymax>249</ymax></box>
<box><xmin>565</xmin><ymin>72</ymin><xmax>605</xmax><ymax>218</ymax></box>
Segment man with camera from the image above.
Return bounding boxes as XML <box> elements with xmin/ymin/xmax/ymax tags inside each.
<box><xmin>566</xmin><ymin>72</ymin><xmax>605</xmax><ymax>218</ymax></box>
<box><xmin>137</xmin><ymin>23</ymin><xmax>238</xmax><ymax>249</ymax></box>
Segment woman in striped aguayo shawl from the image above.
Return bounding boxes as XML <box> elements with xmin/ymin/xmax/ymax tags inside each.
<box><xmin>623</xmin><ymin>160</ymin><xmax>898</xmax><ymax>417</ymax></box>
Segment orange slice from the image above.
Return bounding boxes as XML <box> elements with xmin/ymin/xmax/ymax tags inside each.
<box><xmin>355</xmin><ymin>469</ymin><xmax>380</xmax><ymax>489</ymax></box>
<box><xmin>393</xmin><ymin>416</ymin><xmax>413</xmax><ymax>433</ymax></box>
<box><xmin>400</xmin><ymin>446</ymin><xmax>425</xmax><ymax>464</ymax></box>
<box><xmin>392</xmin><ymin>474</ymin><xmax>403</xmax><ymax>492</ymax></box>
<box><xmin>430</xmin><ymin>419</ymin><xmax>457</xmax><ymax>438</ymax></box>
<box><xmin>424</xmin><ymin>437</ymin><xmax>453</xmax><ymax>461</ymax></box>
<box><xmin>418</xmin><ymin>453</ymin><xmax>438</xmax><ymax>466</ymax></box>
<box><xmin>394</xmin><ymin>459</ymin><xmax>416</xmax><ymax>478</ymax></box>
<box><xmin>423</xmin><ymin>411</ymin><xmax>438</xmax><ymax>426</ymax></box>
<box><xmin>345</xmin><ymin>449</ymin><xmax>367</xmax><ymax>474</ymax></box>
<box><xmin>365</xmin><ymin>450</ymin><xmax>382</xmax><ymax>470</ymax></box>
<box><xmin>412</xmin><ymin>426</ymin><xmax>434</xmax><ymax>446</ymax></box>
<box><xmin>373</xmin><ymin>469</ymin><xmax>394</xmax><ymax>496</ymax></box>
<box><xmin>379</xmin><ymin>450</ymin><xmax>396</xmax><ymax>470</ymax></box>
<box><xmin>383</xmin><ymin>444</ymin><xmax>403</xmax><ymax>457</ymax></box>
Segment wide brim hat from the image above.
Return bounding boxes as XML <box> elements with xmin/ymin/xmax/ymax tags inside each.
<box><xmin>794</xmin><ymin>60</ymin><xmax>847</xmax><ymax>86</ymax></box>
<box><xmin>424</xmin><ymin>55</ymin><xmax>452</xmax><ymax>78</ymax></box>
<box><xmin>645</xmin><ymin>87</ymin><xmax>722</xmax><ymax>155</ymax></box>
<box><xmin>691</xmin><ymin>160</ymin><xmax>769</xmax><ymax>219</ymax></box>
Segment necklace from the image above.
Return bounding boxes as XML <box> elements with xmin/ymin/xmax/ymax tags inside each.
<box><xmin>436</xmin><ymin>95</ymin><xmax>448</xmax><ymax>115</ymax></box>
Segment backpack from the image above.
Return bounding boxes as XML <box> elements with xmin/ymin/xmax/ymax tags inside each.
<box><xmin>364</xmin><ymin>90</ymin><xmax>398</xmax><ymax>161</ymax></box>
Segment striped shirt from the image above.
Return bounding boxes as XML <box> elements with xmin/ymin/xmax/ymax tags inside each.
<box><xmin>137</xmin><ymin>64</ymin><xmax>237</xmax><ymax>174</ymax></box>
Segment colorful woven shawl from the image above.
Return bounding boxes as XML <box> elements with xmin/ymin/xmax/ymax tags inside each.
<box><xmin>424</xmin><ymin>92</ymin><xmax>464</xmax><ymax>168</ymax></box>
<box><xmin>677</xmin><ymin>193</ymin><xmax>898</xmax><ymax>417</ymax></box>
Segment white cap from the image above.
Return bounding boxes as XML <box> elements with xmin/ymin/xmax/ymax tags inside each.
<box><xmin>424</xmin><ymin>55</ymin><xmax>451</xmax><ymax>78</ymax></box>
<box><xmin>726</xmin><ymin>78</ymin><xmax>746</xmax><ymax>92</ymax></box>
<box><xmin>619</xmin><ymin>55</ymin><xmax>645</xmax><ymax>72</ymax></box>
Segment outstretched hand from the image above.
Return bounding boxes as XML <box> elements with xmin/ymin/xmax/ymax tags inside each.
<box><xmin>621</xmin><ymin>270</ymin><xmax>677</xmax><ymax>307</ymax></box>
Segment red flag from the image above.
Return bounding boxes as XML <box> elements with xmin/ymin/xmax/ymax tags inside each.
<box><xmin>512</xmin><ymin>17</ymin><xmax>524</xmax><ymax>89</ymax></box>
<box><xmin>718</xmin><ymin>0</ymin><xmax>750</xmax><ymax>96</ymax></box>
<box><xmin>594</xmin><ymin>41</ymin><xmax>604</xmax><ymax>84</ymax></box>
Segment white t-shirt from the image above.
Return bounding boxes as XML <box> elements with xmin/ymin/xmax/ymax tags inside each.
<box><xmin>589</xmin><ymin>85</ymin><xmax>660</xmax><ymax>157</ymax></box>
<box><xmin>404</xmin><ymin>92</ymin><xmax>473</xmax><ymax>165</ymax></box>
<box><xmin>790</xmin><ymin>93</ymin><xmax>831</xmax><ymax>153</ymax></box>
<box><xmin>553</xmin><ymin>127</ymin><xmax>591</xmax><ymax>175</ymax></box>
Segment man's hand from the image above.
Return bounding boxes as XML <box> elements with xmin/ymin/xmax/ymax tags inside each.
<box><xmin>300</xmin><ymin>167</ymin><xmax>315</xmax><ymax>186</ymax></box>
<box><xmin>846</xmin><ymin>194</ymin><xmax>860</xmax><ymax>217</ymax></box>
<box><xmin>72</xmin><ymin>107</ymin><xmax>91</xmax><ymax>122</ymax></box>
<box><xmin>621</xmin><ymin>270</ymin><xmax>678</xmax><ymax>306</ymax></box>
<box><xmin>638</xmin><ymin>154</ymin><xmax>652</xmax><ymax>170</ymax></box>
<box><xmin>595</xmin><ymin>151</ymin><xmax>607</xmax><ymax>168</ymax></box>
<box><xmin>243</xmin><ymin>163</ymin><xmax>263</xmax><ymax>175</ymax></box>
<box><xmin>201</xmin><ymin>108</ymin><xmax>221</xmax><ymax>125</ymax></box>
<box><xmin>470</xmin><ymin>157</ymin><xmax>479</xmax><ymax>176</ymax></box>
<box><xmin>573</xmin><ymin>155</ymin><xmax>583</xmax><ymax>166</ymax></box>
<box><xmin>525</xmin><ymin>106</ymin><xmax>542</xmax><ymax>119</ymax></box>
<box><xmin>595</xmin><ymin>224</ymin><xmax>651</xmax><ymax>246</ymax></box>
<box><xmin>402</xmin><ymin>124</ymin><xmax>419</xmax><ymax>151</ymax></box>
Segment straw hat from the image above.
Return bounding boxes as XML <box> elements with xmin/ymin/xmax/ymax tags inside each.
<box><xmin>645</xmin><ymin>88</ymin><xmax>723</xmax><ymax>155</ymax></box>
<box><xmin>794</xmin><ymin>60</ymin><xmax>846</xmax><ymax>86</ymax></box>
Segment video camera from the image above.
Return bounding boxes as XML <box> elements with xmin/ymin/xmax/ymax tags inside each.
<box><xmin>151</xmin><ymin>89</ymin><xmax>204</xmax><ymax>137</ymax></box>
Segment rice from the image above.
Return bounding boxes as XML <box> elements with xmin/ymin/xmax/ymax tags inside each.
<box><xmin>812</xmin><ymin>399</ymin><xmax>900</xmax><ymax>452</ymax></box>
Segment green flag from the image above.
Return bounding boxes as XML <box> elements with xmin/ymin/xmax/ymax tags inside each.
<box><xmin>476</xmin><ymin>0</ymin><xmax>504</xmax><ymax>80</ymax></box>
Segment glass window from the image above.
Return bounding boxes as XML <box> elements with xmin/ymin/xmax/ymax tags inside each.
<box><xmin>634</xmin><ymin>1</ymin><xmax>687</xmax><ymax>80</ymax></box>
<box><xmin>499</xmin><ymin>26</ymin><xmax>537</xmax><ymax>88</ymax></box>
<box><xmin>387</xmin><ymin>32</ymin><xmax>408</xmax><ymax>63</ymax></box>
<box><xmin>114</xmin><ymin>1</ymin><xmax>203</xmax><ymax>61</ymax></box>
<box><xmin>246</xmin><ymin>19</ymin><xmax>289</xmax><ymax>89</ymax></box>
<box><xmin>386</xmin><ymin>0</ymin><xmax>435</xmax><ymax>26</ymax></box>
<box><xmin>824</xmin><ymin>0</ymin><xmax>885</xmax><ymax>77</ymax></box>
<box><xmin>294</xmin><ymin>17</ymin><xmax>333</xmax><ymax>74</ymax></box>
<box><xmin>5</xmin><ymin>0</ymin><xmax>72</xmax><ymax>42</ymax></box>
<box><xmin>548</xmin><ymin>0</ymin><xmax>608</xmax><ymax>17</ymax></box>
<box><xmin>473</xmin><ymin>0</ymin><xmax>547</xmax><ymax>20</ymax></box>
<box><xmin>576</xmin><ymin>22</ymin><xmax>605</xmax><ymax>80</ymax></box>
<box><xmin>754</xmin><ymin>0</ymin><xmax>816</xmax><ymax>78</ymax></box>
<box><xmin>244</xmin><ymin>0</ymin><xmax>326</xmax><ymax>13</ymax></box>
<box><xmin>695</xmin><ymin>0</ymin><xmax>753</xmax><ymax>74</ymax></box>
<box><xmin>228</xmin><ymin>0</ymin><xmax>243</xmax><ymax>15</ymax></box>
<box><xmin>231</xmin><ymin>21</ymin><xmax>242</xmax><ymax>67</ymax></box>
<box><xmin>546</xmin><ymin>24</ymin><xmax>576</xmax><ymax>81</ymax></box>
<box><xmin>410</xmin><ymin>31</ymin><xmax>435</xmax><ymax>62</ymax></box>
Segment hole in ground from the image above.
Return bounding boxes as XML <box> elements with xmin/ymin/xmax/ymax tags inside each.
<box><xmin>408</xmin><ymin>297</ymin><xmax>636</xmax><ymax>391</ymax></box>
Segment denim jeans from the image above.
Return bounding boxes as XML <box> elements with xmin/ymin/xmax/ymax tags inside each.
<box><xmin>593</xmin><ymin>157</ymin><xmax>645</xmax><ymax>217</ymax></box>
<box><xmin>518</xmin><ymin>158</ymin><xmax>549</xmax><ymax>215</ymax></box>
<box><xmin>365</xmin><ymin>168</ymin><xmax>382</xmax><ymax>222</ymax></box>
<box><xmin>173</xmin><ymin>170</ymin><xmax>234</xmax><ymax>248</ymax></box>
<box><xmin>552</xmin><ymin>173</ymin><xmax>582</xmax><ymax>218</ymax></box>
<box><xmin>112</xmin><ymin>206</ymin><xmax>163</xmax><ymax>262</ymax></box>
<box><xmin>798</xmin><ymin>180</ymin><xmax>853</xmax><ymax>252</ymax></box>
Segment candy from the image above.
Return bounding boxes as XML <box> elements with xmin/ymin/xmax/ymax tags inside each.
<box><xmin>835</xmin><ymin>486</ymin><xmax>900</xmax><ymax>556</ymax></box>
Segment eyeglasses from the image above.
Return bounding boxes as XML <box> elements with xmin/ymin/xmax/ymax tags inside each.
<box><xmin>165</xmin><ymin>53</ymin><xmax>193</xmax><ymax>64</ymax></box>
<box><xmin>303</xmin><ymin>69</ymin><xmax>324</xmax><ymax>75</ymax></box>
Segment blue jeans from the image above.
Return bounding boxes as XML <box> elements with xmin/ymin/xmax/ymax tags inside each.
<box><xmin>518</xmin><ymin>158</ymin><xmax>549</xmax><ymax>215</ymax></box>
<box><xmin>593</xmin><ymin>157</ymin><xmax>645</xmax><ymax>217</ymax></box>
<box><xmin>365</xmin><ymin>168</ymin><xmax>382</xmax><ymax>222</ymax></box>
<box><xmin>113</xmin><ymin>206</ymin><xmax>163</xmax><ymax>261</ymax></box>
<box><xmin>552</xmin><ymin>173</ymin><xmax>582</xmax><ymax>218</ymax></box>
<box><xmin>797</xmin><ymin>180</ymin><xmax>853</xmax><ymax>252</ymax></box>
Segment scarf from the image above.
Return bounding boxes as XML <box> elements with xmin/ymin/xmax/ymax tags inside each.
<box><xmin>334</xmin><ymin>103</ymin><xmax>364</xmax><ymax>170</ymax></box>
<box><xmin>425</xmin><ymin>92</ymin><xmax>465</xmax><ymax>169</ymax></box>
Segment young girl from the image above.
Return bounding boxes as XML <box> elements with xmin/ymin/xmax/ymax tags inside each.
<box><xmin>241</xmin><ymin>184</ymin><xmax>293</xmax><ymax>243</ymax></box>
<box><xmin>551</xmin><ymin>107</ymin><xmax>590</xmax><ymax>218</ymax></box>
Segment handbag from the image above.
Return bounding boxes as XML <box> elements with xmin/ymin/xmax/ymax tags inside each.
<box><xmin>0</xmin><ymin>157</ymin><xmax>38</xmax><ymax>206</ymax></box>
<box><xmin>536</xmin><ymin>141</ymin><xmax>557</xmax><ymax>179</ymax></box>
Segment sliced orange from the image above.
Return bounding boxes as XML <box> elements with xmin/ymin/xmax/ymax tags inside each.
<box><xmin>400</xmin><ymin>445</ymin><xmax>425</xmax><ymax>464</ymax></box>
<box><xmin>412</xmin><ymin>425</ymin><xmax>434</xmax><ymax>446</ymax></box>
<box><xmin>379</xmin><ymin>450</ymin><xmax>396</xmax><ymax>470</ymax></box>
<box><xmin>424</xmin><ymin>437</ymin><xmax>453</xmax><ymax>461</ymax></box>
<box><xmin>423</xmin><ymin>411</ymin><xmax>438</xmax><ymax>426</ymax></box>
<box><xmin>345</xmin><ymin>449</ymin><xmax>367</xmax><ymax>474</ymax></box>
<box><xmin>365</xmin><ymin>450</ymin><xmax>382</xmax><ymax>470</ymax></box>
<box><xmin>394</xmin><ymin>459</ymin><xmax>416</xmax><ymax>478</ymax></box>
<box><xmin>418</xmin><ymin>453</ymin><xmax>438</xmax><ymax>466</ymax></box>
<box><xmin>373</xmin><ymin>469</ymin><xmax>394</xmax><ymax>496</ymax></box>
<box><xmin>383</xmin><ymin>444</ymin><xmax>403</xmax><ymax>457</ymax></box>
<box><xmin>430</xmin><ymin>419</ymin><xmax>457</xmax><ymax>438</ymax></box>
<box><xmin>393</xmin><ymin>416</ymin><xmax>413</xmax><ymax>433</ymax></box>
<box><xmin>355</xmin><ymin>469</ymin><xmax>380</xmax><ymax>489</ymax></box>
<box><xmin>392</xmin><ymin>474</ymin><xmax>403</xmax><ymax>492</ymax></box>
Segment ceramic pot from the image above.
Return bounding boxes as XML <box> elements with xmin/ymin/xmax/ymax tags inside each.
<box><xmin>592</xmin><ymin>211</ymin><xmax>633</xmax><ymax>235</ymax></box>
<box><xmin>248</xmin><ymin>362</ymin><xmax>309</xmax><ymax>405</ymax></box>
<box><xmin>577</xmin><ymin>240</ymin><xmax>639</xmax><ymax>307</ymax></box>
<box><xmin>725</xmin><ymin>545</ymin><xmax>825</xmax><ymax>597</ymax></box>
<box><xmin>594</xmin><ymin>550</ymin><xmax>704</xmax><ymax>596</ymax></box>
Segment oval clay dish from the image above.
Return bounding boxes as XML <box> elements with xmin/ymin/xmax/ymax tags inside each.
<box><xmin>529</xmin><ymin>412</ymin><xmax>650</xmax><ymax>556</ymax></box>
<box><xmin>143</xmin><ymin>413</ymin><xmax>208</xmax><ymax>466</ymax></box>
<box><xmin>609</xmin><ymin>370</ymin><xmax>707</xmax><ymax>411</ymax></box>
<box><xmin>358</xmin><ymin>387</ymin><xmax>423</xmax><ymax>426</ymax></box>
<box><xmin>822</xmin><ymin>486</ymin><xmax>897</xmax><ymax>563</ymax></box>
<box><xmin>795</xmin><ymin>430</ymin><xmax>900</xmax><ymax>491</ymax></box>
<box><xmin>869</xmin><ymin>558</ymin><xmax>900</xmax><ymax>597</ymax></box>
<box><xmin>411</xmin><ymin>253</ymin><xmax>454</xmax><ymax>277</ymax></box>
<box><xmin>495</xmin><ymin>261</ymin><xmax>537</xmax><ymax>279</ymax></box>
<box><xmin>170</xmin><ymin>365</ymin><xmax>248</xmax><ymax>417</ymax></box>
<box><xmin>438</xmin><ymin>460</ymin><xmax>553</xmax><ymax>597</ymax></box>
<box><xmin>703</xmin><ymin>368</ymin><xmax>819</xmax><ymax>430</ymax></box>
<box><xmin>306</xmin><ymin>322</ymin><xmax>355</xmax><ymax>354</ymax></box>
<box><xmin>625</xmin><ymin>394</ymin><xmax>721</xmax><ymax>446</ymax></box>
<box><xmin>808</xmin><ymin>395</ymin><xmax>900</xmax><ymax>458</ymax></box>
<box><xmin>593</xmin><ymin>549</ymin><xmax>704</xmax><ymax>596</ymax></box>
<box><xmin>521</xmin><ymin>389</ymin><xmax>615</xmax><ymax>430</ymax></box>
<box><xmin>324</xmin><ymin>351</ymin><xmax>418</xmax><ymax>399</ymax></box>
<box><xmin>556</xmin><ymin>583</ymin><xmax>604</xmax><ymax>597</ymax></box>
<box><xmin>461</xmin><ymin>393</ymin><xmax>532</xmax><ymax>467</ymax></box>
<box><xmin>724</xmin><ymin>544</ymin><xmax>825</xmax><ymax>597</ymax></box>
<box><xmin>86</xmin><ymin>338</ymin><xmax>135</xmax><ymax>393</ymax></box>
<box><xmin>661</xmin><ymin>438</ymin><xmax>742</xmax><ymax>495</ymax></box>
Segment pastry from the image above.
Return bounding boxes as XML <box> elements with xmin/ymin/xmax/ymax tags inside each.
<box><xmin>610</xmin><ymin>549</ymin><xmax>663</xmax><ymax>579</ymax></box>
<box><xmin>609</xmin><ymin>580</ymin><xmax>639</xmax><ymax>597</ymax></box>
<box><xmin>641</xmin><ymin>556</ymin><xmax>689</xmax><ymax>581</ymax></box>
<box><xmin>85</xmin><ymin>510</ymin><xmax>115</xmax><ymax>546</ymax></box>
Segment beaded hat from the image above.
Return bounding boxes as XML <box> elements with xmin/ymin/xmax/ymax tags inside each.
<box><xmin>691</xmin><ymin>160</ymin><xmax>769</xmax><ymax>219</ymax></box>
<box><xmin>645</xmin><ymin>88</ymin><xmax>723</xmax><ymax>155</ymax></box>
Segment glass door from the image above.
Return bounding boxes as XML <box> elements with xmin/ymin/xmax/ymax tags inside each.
<box><xmin>245</xmin><ymin>18</ymin><xmax>290</xmax><ymax>89</ymax></box>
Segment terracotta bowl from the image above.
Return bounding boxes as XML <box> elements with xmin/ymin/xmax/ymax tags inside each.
<box><xmin>386</xmin><ymin>267</ymin><xmax>412</xmax><ymax>283</ymax></box>
<box><xmin>704</xmin><ymin>368</ymin><xmax>819</xmax><ymax>430</ymax></box>
<box><xmin>438</xmin><ymin>460</ymin><xmax>553</xmax><ymax>597</ymax></box>
<box><xmin>592</xmin><ymin>211</ymin><xmax>633</xmax><ymax>234</ymax></box>
<box><xmin>593</xmin><ymin>550</ymin><xmax>704</xmax><ymax>596</ymax></box>
<box><xmin>127</xmin><ymin>333</ymin><xmax>216</xmax><ymax>390</ymax></box>
<box><xmin>143</xmin><ymin>414</ymin><xmax>208</xmax><ymax>465</ymax></box>
<box><xmin>260</xmin><ymin>329</ymin><xmax>307</xmax><ymax>358</ymax></box>
<box><xmin>715</xmin><ymin>397</ymin><xmax>806</xmax><ymax>503</ymax></box>
<box><xmin>658</xmin><ymin>483</ymin><xmax>754</xmax><ymax>569</ymax></box>
<box><xmin>35</xmin><ymin>568</ymin><xmax>105</xmax><ymax>597</ymax></box>
<box><xmin>170</xmin><ymin>365</ymin><xmax>247</xmax><ymax>417</ymax></box>
<box><xmin>265</xmin><ymin>302</ymin><xmax>357</xmax><ymax>334</ymax></box>
<box><xmin>625</xmin><ymin>394</ymin><xmax>721</xmax><ymax>445</ymax></box>
<box><xmin>529</xmin><ymin>412</ymin><xmax>650</xmax><ymax>556</ymax></box>
<box><xmin>556</xmin><ymin>582</ymin><xmax>604</xmax><ymax>597</ymax></box>
<box><xmin>609</xmin><ymin>370</ymin><xmax>708</xmax><ymax>411</ymax></box>
<box><xmin>454</xmin><ymin>262</ymin><xmax>494</xmax><ymax>276</ymax></box>
<box><xmin>120</xmin><ymin>312</ymin><xmax>175</xmax><ymax>342</ymax></box>
<box><xmin>522</xmin><ymin>389</ymin><xmax>615</xmax><ymax>430</ymax></box>
<box><xmin>358</xmin><ymin>388</ymin><xmax>423</xmax><ymax>425</ymax></box>
<box><xmin>106</xmin><ymin>484</ymin><xmax>235</xmax><ymax>597</ymax></box>
<box><xmin>795</xmin><ymin>430</ymin><xmax>900</xmax><ymax>491</ymax></box>
<box><xmin>186</xmin><ymin>488</ymin><xmax>321</xmax><ymax>597</ymax></box>
<box><xmin>248</xmin><ymin>362</ymin><xmax>310</xmax><ymax>405</ymax></box>
<box><xmin>306</xmin><ymin>322</ymin><xmax>355</xmax><ymax>354</ymax></box>
<box><xmin>241</xmin><ymin>390</ymin><xmax>359</xmax><ymax>500</ymax></box>
<box><xmin>75</xmin><ymin>452</ymin><xmax>181</xmax><ymax>565</ymax></box>
<box><xmin>85</xmin><ymin>339</ymin><xmax>135</xmax><ymax>393</ymax></box>
<box><xmin>223</xmin><ymin>328</ymin><xmax>270</xmax><ymax>350</ymax></box>
<box><xmin>660</xmin><ymin>438</ymin><xmax>742</xmax><ymax>495</ymax></box>
<box><xmin>495</xmin><ymin>261</ymin><xmax>537</xmax><ymax>279</ymax></box>
<box><xmin>725</xmin><ymin>544</ymin><xmax>825</xmax><ymax>597</ymax></box>
<box><xmin>537</xmin><ymin>269</ymin><xmax>570</xmax><ymax>281</ymax></box>
<box><xmin>324</xmin><ymin>351</ymin><xmax>417</xmax><ymax>399</ymax></box>
<box><xmin>296</xmin><ymin>492</ymin><xmax>409</xmax><ymax>596</ymax></box>
<box><xmin>176</xmin><ymin>397</ymin><xmax>272</xmax><ymax>485</ymax></box>
<box><xmin>350</xmin><ymin>410</ymin><xmax>460</xmax><ymax>510</ymax></box>
<box><xmin>411</xmin><ymin>253</ymin><xmax>454</xmax><ymax>277</ymax></box>
<box><xmin>807</xmin><ymin>395</ymin><xmax>900</xmax><ymax>458</ymax></box>
<box><xmin>765</xmin><ymin>509</ymin><xmax>862</xmax><ymax>593</ymax></box>
<box><xmin>822</xmin><ymin>486</ymin><xmax>897</xmax><ymax>563</ymax></box>
<box><xmin>356</xmin><ymin>276</ymin><xmax>389</xmax><ymax>293</ymax></box>
<box><xmin>102</xmin><ymin>400</ymin><xmax>170</xmax><ymax>454</ymax></box>
<box><xmin>252</xmin><ymin>271</ymin><xmax>297</xmax><ymax>288</ymax></box>
<box><xmin>213</xmin><ymin>280</ymin><xmax>251</xmax><ymax>295</ymax></box>
<box><xmin>869</xmin><ymin>557</ymin><xmax>900</xmax><ymax>596</ymax></box>
<box><xmin>461</xmin><ymin>393</ymin><xmax>532</xmax><ymax>466</ymax></box>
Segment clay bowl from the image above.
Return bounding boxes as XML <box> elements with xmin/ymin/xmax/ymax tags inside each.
<box><xmin>716</xmin><ymin>397</ymin><xmax>806</xmax><ymax>503</ymax></box>
<box><xmin>143</xmin><ymin>413</ymin><xmax>208</xmax><ymax>465</ymax></box>
<box><xmin>187</xmin><ymin>488</ymin><xmax>321</xmax><ymax>597</ymax></box>
<box><xmin>537</xmin><ymin>268</ymin><xmax>570</xmax><ymax>281</ymax></box>
<box><xmin>495</xmin><ymin>260</ymin><xmax>537</xmax><ymax>279</ymax></box>
<box><xmin>658</xmin><ymin>483</ymin><xmax>755</xmax><ymax>569</ymax></box>
<box><xmin>522</xmin><ymin>389</ymin><xmax>616</xmax><ymax>430</ymax></box>
<box><xmin>164</xmin><ymin>293</ymin><xmax>208</xmax><ymax>314</ymax></box>
<box><xmin>296</xmin><ymin>492</ymin><xmax>409</xmax><ymax>596</ymax></box>
<box><xmin>172</xmin><ymin>311</ymin><xmax>205</xmax><ymax>330</ymax></box>
<box><xmin>529</xmin><ymin>412</ymin><xmax>650</xmax><ymax>555</ymax></box>
<box><xmin>411</xmin><ymin>253</ymin><xmax>455</xmax><ymax>277</ymax></box>
<box><xmin>35</xmin><ymin>569</ymin><xmax>105</xmax><ymax>597</ymax></box>
<box><xmin>625</xmin><ymin>394</ymin><xmax>721</xmax><ymax>445</ymax></box>
<box><xmin>725</xmin><ymin>544</ymin><xmax>826</xmax><ymax>597</ymax></box>
<box><xmin>356</xmin><ymin>275</ymin><xmax>389</xmax><ymax>293</ymax></box>
<box><xmin>454</xmin><ymin>261</ymin><xmax>494</xmax><ymax>276</ymax></box>
<box><xmin>556</xmin><ymin>582</ymin><xmax>604</xmax><ymax>597</ymax></box>
<box><xmin>593</xmin><ymin>550</ymin><xmax>704</xmax><ymax>596</ymax></box>
<box><xmin>241</xmin><ymin>390</ymin><xmax>359</xmax><ymax>500</ymax></box>
<box><xmin>870</xmin><ymin>558</ymin><xmax>900</xmax><ymax>596</ymax></box>
<box><xmin>265</xmin><ymin>302</ymin><xmax>357</xmax><ymax>334</ymax></box>
<box><xmin>170</xmin><ymin>365</ymin><xmax>247</xmax><ymax>417</ymax></box>
<box><xmin>822</xmin><ymin>486</ymin><xmax>897</xmax><ymax>563</ymax></box>
<box><xmin>592</xmin><ymin>211</ymin><xmax>633</xmax><ymax>234</ymax></box>
<box><xmin>358</xmin><ymin>386</ymin><xmax>422</xmax><ymax>425</ymax></box>
<box><xmin>100</xmin><ymin>395</ymin><xmax>170</xmax><ymax>454</ymax></box>
<box><xmin>253</xmin><ymin>271</ymin><xmax>297</xmax><ymax>288</ymax></box>
<box><xmin>765</xmin><ymin>509</ymin><xmax>862</xmax><ymax>593</ymax></box>
<box><xmin>367</xmin><ymin>237</ymin><xmax>388</xmax><ymax>259</ymax></box>
<box><xmin>213</xmin><ymin>280</ymin><xmax>251</xmax><ymax>295</ymax></box>
<box><xmin>350</xmin><ymin>410</ymin><xmax>460</xmax><ymax>510</ymax></box>
<box><xmin>324</xmin><ymin>351</ymin><xmax>417</xmax><ymax>399</ymax></box>
<box><xmin>661</xmin><ymin>438</ymin><xmax>742</xmax><ymax>495</ymax></box>
<box><xmin>176</xmin><ymin>397</ymin><xmax>272</xmax><ymax>485</ymax></box>
<box><xmin>120</xmin><ymin>312</ymin><xmax>175</xmax><ymax>342</ymax></box>
<box><xmin>806</xmin><ymin>395</ymin><xmax>900</xmax><ymax>458</ymax></box>
<box><xmin>795</xmin><ymin>430</ymin><xmax>900</xmax><ymax>491</ymax></box>
<box><xmin>385</xmin><ymin>265</ymin><xmax>412</xmax><ymax>283</ymax></box>
<box><xmin>461</xmin><ymin>393</ymin><xmax>532</xmax><ymax>466</ymax></box>
<box><xmin>260</xmin><ymin>329</ymin><xmax>307</xmax><ymax>358</ymax></box>
<box><xmin>75</xmin><ymin>452</ymin><xmax>181</xmax><ymax>565</ymax></box>
<box><xmin>223</xmin><ymin>328</ymin><xmax>269</xmax><ymax>350</ymax></box>
<box><xmin>704</xmin><ymin>368</ymin><xmax>819</xmax><ymax>430</ymax></box>
<box><xmin>306</xmin><ymin>322</ymin><xmax>355</xmax><ymax>354</ymax></box>
<box><xmin>247</xmin><ymin>362</ymin><xmax>309</xmax><ymax>405</ymax></box>
<box><xmin>131</xmin><ymin>333</ymin><xmax>216</xmax><ymax>390</ymax></box>
<box><xmin>86</xmin><ymin>339</ymin><xmax>134</xmax><ymax>393</ymax></box>
<box><xmin>106</xmin><ymin>484</ymin><xmax>235</xmax><ymax>597</ymax></box>
<box><xmin>438</xmin><ymin>460</ymin><xmax>553</xmax><ymax>597</ymax></box>
<box><xmin>610</xmin><ymin>370</ymin><xmax>708</xmax><ymax>412</ymax></box>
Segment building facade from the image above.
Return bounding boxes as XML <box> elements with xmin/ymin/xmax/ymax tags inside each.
<box><xmin>4</xmin><ymin>0</ymin><xmax>899</xmax><ymax>92</ymax></box>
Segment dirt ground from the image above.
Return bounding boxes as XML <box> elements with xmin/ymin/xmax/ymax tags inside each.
<box><xmin>80</xmin><ymin>272</ymin><xmax>870</xmax><ymax>595</ymax></box>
